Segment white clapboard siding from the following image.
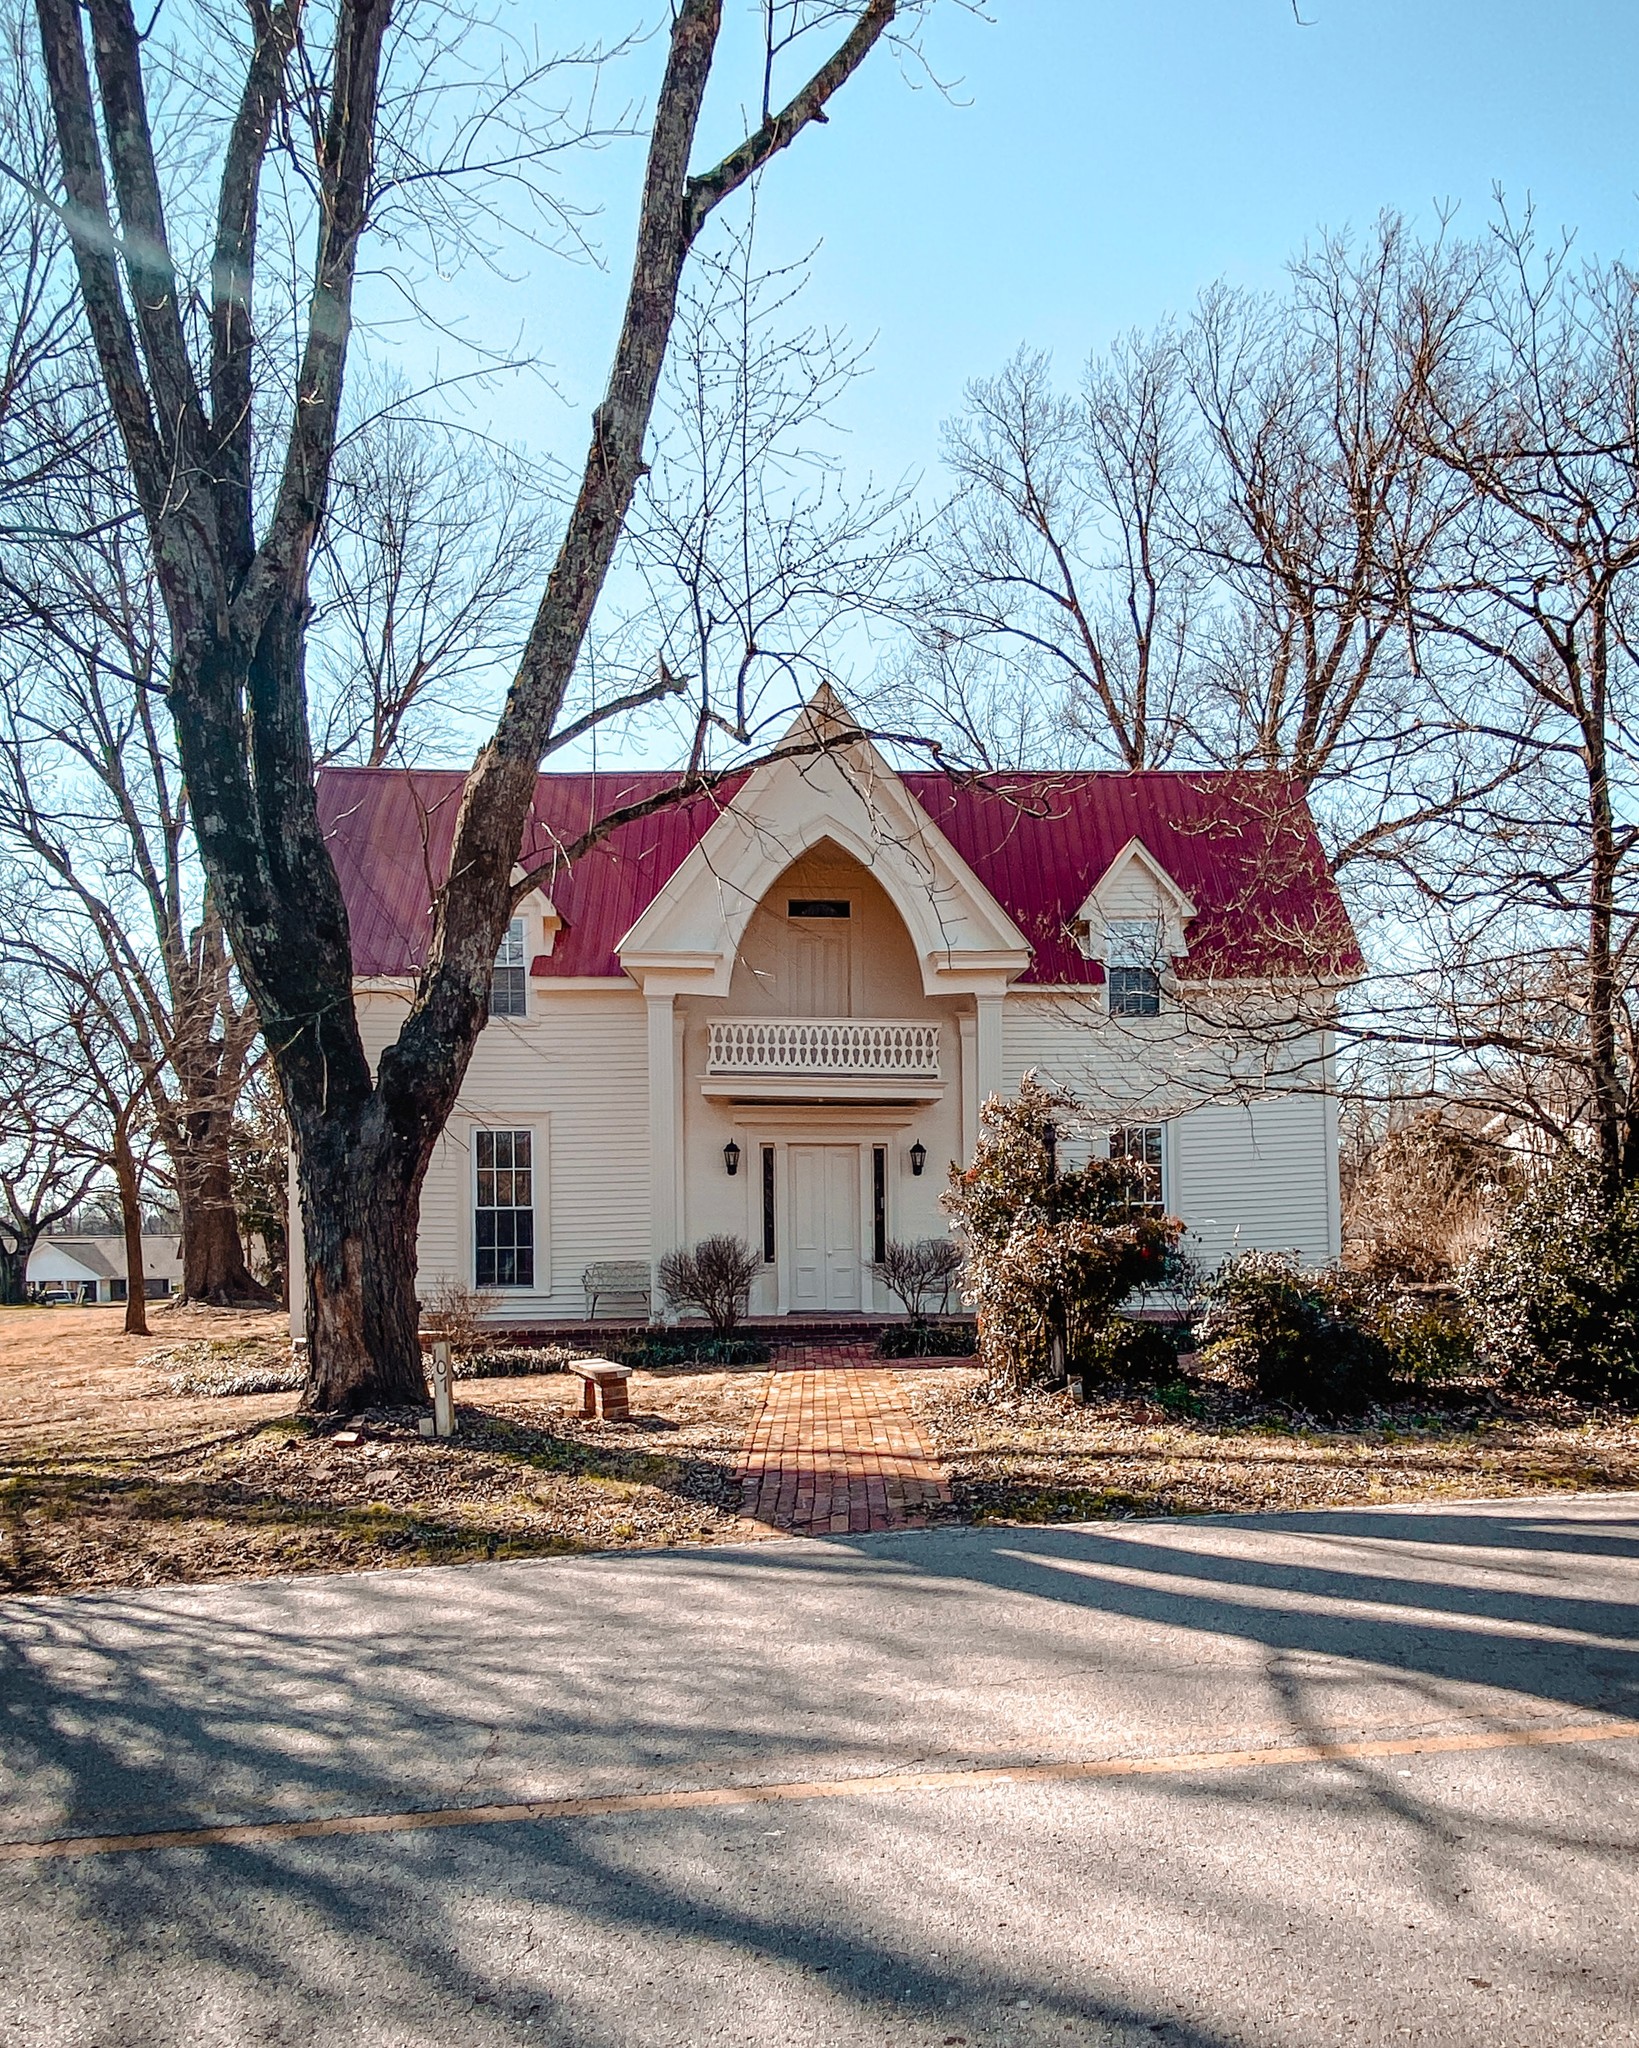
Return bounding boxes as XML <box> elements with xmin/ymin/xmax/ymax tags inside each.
<box><xmin>1171</xmin><ymin>1095</ymin><xmax>1339</xmax><ymax>1267</ymax></box>
<box><xmin>354</xmin><ymin>988</ymin><xmax>651</xmax><ymax>1322</ymax></box>
<box><xmin>1097</xmin><ymin>858</ymin><xmax>1165</xmax><ymax>919</ymax></box>
<box><xmin>1000</xmin><ymin>992</ymin><xmax>1340</xmax><ymax>1268</ymax></box>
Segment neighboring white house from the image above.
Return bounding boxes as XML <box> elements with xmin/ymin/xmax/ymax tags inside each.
<box><xmin>292</xmin><ymin>691</ymin><xmax>1360</xmax><ymax>1332</ymax></box>
<box><xmin>27</xmin><ymin>1233</ymin><xmax>183</xmax><ymax>1305</ymax></box>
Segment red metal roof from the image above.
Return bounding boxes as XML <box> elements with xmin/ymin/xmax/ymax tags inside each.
<box><xmin>317</xmin><ymin>765</ymin><xmax>1359</xmax><ymax>986</ymax></box>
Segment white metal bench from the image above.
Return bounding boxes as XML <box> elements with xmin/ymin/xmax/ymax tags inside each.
<box><xmin>582</xmin><ymin>1260</ymin><xmax>652</xmax><ymax>1320</ymax></box>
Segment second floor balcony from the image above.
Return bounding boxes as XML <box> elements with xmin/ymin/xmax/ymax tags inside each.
<box><xmin>703</xmin><ymin>1017</ymin><xmax>943</xmax><ymax>1102</ymax></box>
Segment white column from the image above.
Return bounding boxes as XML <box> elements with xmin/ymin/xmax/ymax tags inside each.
<box><xmin>976</xmin><ymin>992</ymin><xmax>1005</xmax><ymax>1104</ymax></box>
<box><xmin>958</xmin><ymin>1012</ymin><xmax>978</xmax><ymax>1165</ymax></box>
<box><xmin>672</xmin><ymin>1003</ymin><xmax>688</xmax><ymax>1257</ymax></box>
<box><xmin>646</xmin><ymin>988</ymin><xmax>678</xmax><ymax>1300</ymax></box>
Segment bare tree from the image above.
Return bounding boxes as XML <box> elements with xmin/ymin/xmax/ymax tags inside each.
<box><xmin>601</xmin><ymin>217</ymin><xmax>916</xmax><ymax>768</ymax></box>
<box><xmin>1401</xmin><ymin>215</ymin><xmax>1639</xmax><ymax>1186</ymax></box>
<box><xmin>0</xmin><ymin>972</ymin><xmax>102</xmax><ymax>1302</ymax></box>
<box><xmin>1184</xmin><ymin>220</ymin><xmax>1508</xmax><ymax>872</ymax></box>
<box><xmin>0</xmin><ymin>520</ymin><xmax>267</xmax><ymax>1302</ymax></box>
<box><xmin>14</xmin><ymin>0</ymin><xmax>915</xmax><ymax>1408</ymax></box>
<box><xmin>908</xmin><ymin>335</ymin><xmax>1203</xmax><ymax>770</ymax></box>
<box><xmin>310</xmin><ymin>386</ymin><xmax>556</xmax><ymax>766</ymax></box>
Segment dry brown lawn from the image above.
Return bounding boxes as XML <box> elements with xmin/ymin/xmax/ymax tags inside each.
<box><xmin>907</xmin><ymin>1367</ymin><xmax>1639</xmax><ymax>1524</ymax></box>
<box><xmin>0</xmin><ymin>1305</ymin><xmax>763</xmax><ymax>1596</ymax></box>
<box><xmin>4</xmin><ymin>1306</ymin><xmax>1639</xmax><ymax>1599</ymax></box>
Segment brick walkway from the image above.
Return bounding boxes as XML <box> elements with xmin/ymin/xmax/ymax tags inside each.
<box><xmin>735</xmin><ymin>1365</ymin><xmax>950</xmax><ymax>1535</ymax></box>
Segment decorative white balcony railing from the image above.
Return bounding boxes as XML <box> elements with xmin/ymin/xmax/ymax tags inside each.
<box><xmin>707</xmin><ymin>1018</ymin><xmax>940</xmax><ymax>1079</ymax></box>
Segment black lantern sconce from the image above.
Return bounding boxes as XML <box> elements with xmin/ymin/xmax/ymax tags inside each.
<box><xmin>909</xmin><ymin>1139</ymin><xmax>927</xmax><ymax>1177</ymax></box>
<box><xmin>723</xmin><ymin>1139</ymin><xmax>741</xmax><ymax>1177</ymax></box>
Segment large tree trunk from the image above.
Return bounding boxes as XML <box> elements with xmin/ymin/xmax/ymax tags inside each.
<box><xmin>291</xmin><ymin>1095</ymin><xmax>431</xmax><ymax>1412</ymax></box>
<box><xmin>36</xmin><ymin>0</ymin><xmax>895</xmax><ymax>1410</ymax></box>
<box><xmin>0</xmin><ymin>1236</ymin><xmax>33</xmax><ymax>1306</ymax></box>
<box><xmin>112</xmin><ymin>1124</ymin><xmax>149</xmax><ymax>1337</ymax></box>
<box><xmin>172</xmin><ymin>1108</ymin><xmax>271</xmax><ymax>1304</ymax></box>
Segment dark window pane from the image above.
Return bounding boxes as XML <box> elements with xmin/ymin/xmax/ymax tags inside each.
<box><xmin>490</xmin><ymin>967</ymin><xmax>526</xmax><ymax>1017</ymax></box>
<box><xmin>1108</xmin><ymin>966</ymin><xmax>1161</xmax><ymax>1017</ymax></box>
<box><xmin>762</xmin><ymin>1146</ymin><xmax>776</xmax><ymax>1263</ymax></box>
<box><xmin>1109</xmin><ymin>1125</ymin><xmax>1164</xmax><ymax>1208</ymax></box>
<box><xmin>474</xmin><ymin>1128</ymin><xmax>536</xmax><ymax>1288</ymax></box>
<box><xmin>872</xmin><ymin>1146</ymin><xmax>887</xmax><ymax>1265</ymax></box>
<box><xmin>787</xmin><ymin>899</ymin><xmax>851</xmax><ymax>918</ymax></box>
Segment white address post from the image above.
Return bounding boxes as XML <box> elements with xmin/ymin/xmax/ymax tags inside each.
<box><xmin>431</xmin><ymin>1340</ymin><xmax>457</xmax><ymax>1438</ymax></box>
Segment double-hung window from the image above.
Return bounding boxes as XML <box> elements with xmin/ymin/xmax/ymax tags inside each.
<box><xmin>490</xmin><ymin>918</ymin><xmax>527</xmax><ymax>1018</ymax></box>
<box><xmin>475</xmin><ymin>1128</ymin><xmax>535</xmax><ymax>1287</ymax></box>
<box><xmin>1109</xmin><ymin>1124</ymin><xmax>1165</xmax><ymax>1211</ymax></box>
<box><xmin>1106</xmin><ymin>919</ymin><xmax>1163</xmax><ymax>1017</ymax></box>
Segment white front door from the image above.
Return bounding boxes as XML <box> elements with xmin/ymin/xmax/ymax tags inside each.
<box><xmin>788</xmin><ymin>1145</ymin><xmax>861</xmax><ymax>1311</ymax></box>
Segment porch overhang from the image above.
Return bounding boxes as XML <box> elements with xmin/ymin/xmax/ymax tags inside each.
<box><xmin>700</xmin><ymin>1078</ymin><xmax>946</xmax><ymax>1105</ymax></box>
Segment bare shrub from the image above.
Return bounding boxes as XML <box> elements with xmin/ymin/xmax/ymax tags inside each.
<box><xmin>658</xmin><ymin>1236</ymin><xmax>759</xmax><ymax>1335</ymax></box>
<box><xmin>419</xmin><ymin>1276</ymin><xmax>497</xmax><ymax>1353</ymax></box>
<box><xmin>1344</xmin><ymin>1113</ymin><xmax>1511</xmax><ymax>1283</ymax></box>
<box><xmin>875</xmin><ymin>1238</ymin><xmax>964</xmax><ymax>1319</ymax></box>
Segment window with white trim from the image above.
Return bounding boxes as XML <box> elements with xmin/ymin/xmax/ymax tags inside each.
<box><xmin>1108</xmin><ymin>1124</ymin><xmax>1165</xmax><ymax>1210</ymax></box>
<box><xmin>1105</xmin><ymin>919</ymin><xmax>1163</xmax><ymax>1017</ymax></box>
<box><xmin>475</xmin><ymin>1128</ymin><xmax>535</xmax><ymax>1287</ymax></box>
<box><xmin>490</xmin><ymin>918</ymin><xmax>527</xmax><ymax>1018</ymax></box>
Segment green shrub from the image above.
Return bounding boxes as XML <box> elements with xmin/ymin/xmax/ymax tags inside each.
<box><xmin>1462</xmin><ymin>1155</ymin><xmax>1639</xmax><ymax>1405</ymax></box>
<box><xmin>1084</xmin><ymin>1315</ymin><xmax>1190</xmax><ymax>1385</ymax></box>
<box><xmin>1372</xmin><ymin>1296</ymin><xmax>1476</xmax><ymax>1383</ymax></box>
<box><xmin>452</xmin><ymin>1345</ymin><xmax>582</xmax><ymax>1380</ymax></box>
<box><xmin>1196</xmin><ymin>1250</ymin><xmax>1389</xmax><ymax>1413</ymax></box>
<box><xmin>614</xmin><ymin>1335</ymin><xmax>771</xmax><ymax>1369</ymax></box>
<box><xmin>875</xmin><ymin>1321</ymin><xmax>978</xmax><ymax>1359</ymax></box>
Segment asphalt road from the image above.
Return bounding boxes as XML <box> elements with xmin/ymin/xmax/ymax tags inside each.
<box><xmin>3</xmin><ymin>1495</ymin><xmax>1637</xmax><ymax>2048</ymax></box>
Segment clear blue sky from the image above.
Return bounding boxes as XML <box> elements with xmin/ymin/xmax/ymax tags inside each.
<box><xmin>397</xmin><ymin>1</ymin><xmax>1639</xmax><ymax>487</ymax></box>
<box><xmin>373</xmin><ymin>0</ymin><xmax>1639</xmax><ymax>764</ymax></box>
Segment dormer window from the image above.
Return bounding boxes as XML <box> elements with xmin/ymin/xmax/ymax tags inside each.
<box><xmin>1106</xmin><ymin>919</ymin><xmax>1162</xmax><ymax>1017</ymax></box>
<box><xmin>490</xmin><ymin>917</ymin><xmax>527</xmax><ymax>1017</ymax></box>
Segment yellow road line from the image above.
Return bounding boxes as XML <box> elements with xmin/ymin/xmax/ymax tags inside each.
<box><xmin>5</xmin><ymin>1718</ymin><xmax>1636</xmax><ymax>1865</ymax></box>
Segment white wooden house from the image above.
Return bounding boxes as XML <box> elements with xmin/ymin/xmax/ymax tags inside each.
<box><xmin>291</xmin><ymin>693</ymin><xmax>1359</xmax><ymax>1331</ymax></box>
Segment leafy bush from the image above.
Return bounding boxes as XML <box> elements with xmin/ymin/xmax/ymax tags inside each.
<box><xmin>1372</xmin><ymin>1295</ymin><xmax>1476</xmax><ymax>1383</ymax></box>
<box><xmin>451</xmin><ymin>1345</ymin><xmax>584</xmax><ymax>1380</ymax></box>
<box><xmin>614</xmin><ymin>1335</ymin><xmax>772</xmax><ymax>1369</ymax></box>
<box><xmin>658</xmin><ymin>1235</ymin><xmax>760</xmax><ymax>1334</ymax></box>
<box><xmin>1462</xmin><ymin>1154</ymin><xmax>1639</xmax><ymax>1405</ymax></box>
<box><xmin>875</xmin><ymin>1238</ymin><xmax>965</xmax><ymax>1318</ymax></box>
<box><xmin>875</xmin><ymin>1321</ymin><xmax>978</xmax><ymax>1359</ymax></box>
<box><xmin>1196</xmin><ymin>1250</ymin><xmax>1389</xmax><ymax>1413</ymax></box>
<box><xmin>943</xmin><ymin>1076</ymin><xmax>1181</xmax><ymax>1388</ymax></box>
<box><xmin>1082</xmin><ymin>1314</ymin><xmax>1190</xmax><ymax>1385</ymax></box>
<box><xmin>158</xmin><ymin>1342</ymin><xmax>304</xmax><ymax>1397</ymax></box>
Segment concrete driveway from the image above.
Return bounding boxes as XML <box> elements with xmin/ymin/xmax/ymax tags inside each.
<box><xmin>2</xmin><ymin>1495</ymin><xmax>1637</xmax><ymax>2047</ymax></box>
